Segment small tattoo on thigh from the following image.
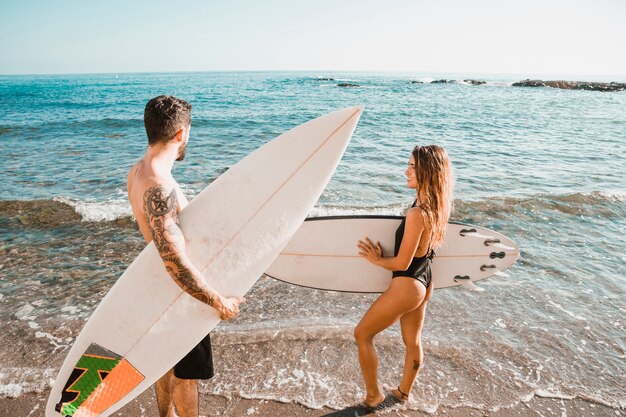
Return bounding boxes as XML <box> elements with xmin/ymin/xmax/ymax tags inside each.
<box><xmin>413</xmin><ymin>360</ymin><xmax>420</xmax><ymax>370</ymax></box>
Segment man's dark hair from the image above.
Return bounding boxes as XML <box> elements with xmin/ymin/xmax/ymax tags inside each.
<box><xmin>144</xmin><ymin>95</ymin><xmax>192</xmax><ymax>146</ymax></box>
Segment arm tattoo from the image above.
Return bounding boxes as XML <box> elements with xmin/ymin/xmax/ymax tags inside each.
<box><xmin>144</xmin><ymin>185</ymin><xmax>214</xmax><ymax>306</ymax></box>
<box><xmin>163</xmin><ymin>255</ymin><xmax>214</xmax><ymax>306</ymax></box>
<box><xmin>144</xmin><ymin>186</ymin><xmax>181</xmax><ymax>257</ymax></box>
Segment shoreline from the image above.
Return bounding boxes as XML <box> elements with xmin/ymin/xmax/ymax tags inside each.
<box><xmin>3</xmin><ymin>389</ymin><xmax>622</xmax><ymax>417</ymax></box>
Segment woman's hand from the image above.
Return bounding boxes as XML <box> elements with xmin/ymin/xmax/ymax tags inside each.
<box><xmin>357</xmin><ymin>237</ymin><xmax>383</xmax><ymax>265</ymax></box>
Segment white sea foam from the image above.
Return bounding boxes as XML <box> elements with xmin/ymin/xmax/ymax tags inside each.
<box><xmin>54</xmin><ymin>196</ymin><xmax>132</xmax><ymax>222</ymax></box>
<box><xmin>14</xmin><ymin>303</ymin><xmax>36</xmax><ymax>321</ymax></box>
<box><xmin>597</xmin><ymin>190</ymin><xmax>626</xmax><ymax>201</ymax></box>
<box><xmin>495</xmin><ymin>318</ymin><xmax>507</xmax><ymax>328</ymax></box>
<box><xmin>0</xmin><ymin>367</ymin><xmax>56</xmax><ymax>398</ymax></box>
<box><xmin>535</xmin><ymin>389</ymin><xmax>576</xmax><ymax>400</ymax></box>
<box><xmin>309</xmin><ymin>203</ymin><xmax>408</xmax><ymax>217</ymax></box>
<box><xmin>61</xmin><ymin>306</ymin><xmax>79</xmax><ymax>314</ymax></box>
<box><xmin>0</xmin><ymin>383</ymin><xmax>23</xmax><ymax>398</ymax></box>
<box><xmin>26</xmin><ymin>403</ymin><xmax>40</xmax><ymax>417</ymax></box>
<box><xmin>547</xmin><ymin>300</ymin><xmax>587</xmax><ymax>321</ymax></box>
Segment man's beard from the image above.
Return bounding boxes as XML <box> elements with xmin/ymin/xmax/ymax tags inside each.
<box><xmin>176</xmin><ymin>142</ymin><xmax>187</xmax><ymax>161</ymax></box>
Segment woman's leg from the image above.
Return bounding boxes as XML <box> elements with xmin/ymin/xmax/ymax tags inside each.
<box><xmin>395</xmin><ymin>282</ymin><xmax>433</xmax><ymax>400</ymax></box>
<box><xmin>354</xmin><ymin>278</ymin><xmax>425</xmax><ymax>407</ymax></box>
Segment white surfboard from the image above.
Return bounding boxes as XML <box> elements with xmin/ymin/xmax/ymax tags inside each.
<box><xmin>46</xmin><ymin>106</ymin><xmax>363</xmax><ymax>417</ymax></box>
<box><xmin>265</xmin><ymin>216</ymin><xmax>520</xmax><ymax>292</ymax></box>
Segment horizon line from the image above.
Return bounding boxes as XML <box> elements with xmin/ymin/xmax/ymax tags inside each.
<box><xmin>1</xmin><ymin>69</ymin><xmax>626</xmax><ymax>80</ymax></box>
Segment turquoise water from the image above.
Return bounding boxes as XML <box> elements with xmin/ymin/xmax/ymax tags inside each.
<box><xmin>2</xmin><ymin>72</ymin><xmax>625</xmax><ymax>204</ymax></box>
<box><xmin>0</xmin><ymin>72</ymin><xmax>624</xmax><ymax>412</ymax></box>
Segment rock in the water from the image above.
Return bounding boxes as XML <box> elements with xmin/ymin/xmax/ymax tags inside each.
<box><xmin>337</xmin><ymin>83</ymin><xmax>359</xmax><ymax>87</ymax></box>
<box><xmin>464</xmin><ymin>79</ymin><xmax>486</xmax><ymax>85</ymax></box>
<box><xmin>431</xmin><ymin>79</ymin><xmax>451</xmax><ymax>84</ymax></box>
<box><xmin>512</xmin><ymin>79</ymin><xmax>626</xmax><ymax>92</ymax></box>
<box><xmin>316</xmin><ymin>77</ymin><xmax>335</xmax><ymax>81</ymax></box>
<box><xmin>512</xmin><ymin>79</ymin><xmax>545</xmax><ymax>88</ymax></box>
<box><xmin>411</xmin><ymin>80</ymin><xmax>423</xmax><ymax>84</ymax></box>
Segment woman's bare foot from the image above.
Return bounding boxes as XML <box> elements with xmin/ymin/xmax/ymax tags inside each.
<box><xmin>362</xmin><ymin>392</ymin><xmax>385</xmax><ymax>409</ymax></box>
<box><xmin>391</xmin><ymin>386</ymin><xmax>410</xmax><ymax>402</ymax></box>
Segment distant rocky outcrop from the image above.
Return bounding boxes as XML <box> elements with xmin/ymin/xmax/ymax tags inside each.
<box><xmin>316</xmin><ymin>77</ymin><xmax>335</xmax><ymax>81</ymax></box>
<box><xmin>411</xmin><ymin>80</ymin><xmax>423</xmax><ymax>84</ymax></box>
<box><xmin>512</xmin><ymin>79</ymin><xmax>626</xmax><ymax>92</ymax></box>
<box><xmin>426</xmin><ymin>79</ymin><xmax>485</xmax><ymax>85</ymax></box>
<box><xmin>464</xmin><ymin>79</ymin><xmax>486</xmax><ymax>85</ymax></box>
<box><xmin>337</xmin><ymin>83</ymin><xmax>359</xmax><ymax>87</ymax></box>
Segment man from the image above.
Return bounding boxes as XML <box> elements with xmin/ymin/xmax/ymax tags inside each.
<box><xmin>127</xmin><ymin>95</ymin><xmax>244</xmax><ymax>417</ymax></box>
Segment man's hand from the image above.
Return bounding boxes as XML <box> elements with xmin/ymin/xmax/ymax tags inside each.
<box><xmin>214</xmin><ymin>296</ymin><xmax>246</xmax><ymax>321</ymax></box>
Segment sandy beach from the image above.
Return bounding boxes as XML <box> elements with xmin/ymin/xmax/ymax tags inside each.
<box><xmin>3</xmin><ymin>390</ymin><xmax>622</xmax><ymax>417</ymax></box>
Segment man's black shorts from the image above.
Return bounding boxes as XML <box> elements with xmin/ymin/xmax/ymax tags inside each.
<box><xmin>173</xmin><ymin>333</ymin><xmax>214</xmax><ymax>380</ymax></box>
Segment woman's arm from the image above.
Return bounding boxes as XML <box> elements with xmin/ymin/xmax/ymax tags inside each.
<box><xmin>357</xmin><ymin>208</ymin><xmax>426</xmax><ymax>271</ymax></box>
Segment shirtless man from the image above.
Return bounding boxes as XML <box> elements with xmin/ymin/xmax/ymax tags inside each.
<box><xmin>127</xmin><ymin>95</ymin><xmax>244</xmax><ymax>417</ymax></box>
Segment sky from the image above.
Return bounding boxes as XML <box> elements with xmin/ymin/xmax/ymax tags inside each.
<box><xmin>1</xmin><ymin>0</ymin><xmax>625</xmax><ymax>77</ymax></box>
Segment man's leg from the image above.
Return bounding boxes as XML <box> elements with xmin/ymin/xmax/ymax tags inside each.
<box><xmin>156</xmin><ymin>369</ymin><xmax>176</xmax><ymax>417</ymax></box>
<box><xmin>172</xmin><ymin>377</ymin><xmax>199</xmax><ymax>417</ymax></box>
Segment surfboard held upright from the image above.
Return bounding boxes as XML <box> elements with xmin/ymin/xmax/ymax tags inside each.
<box><xmin>46</xmin><ymin>106</ymin><xmax>364</xmax><ymax>417</ymax></box>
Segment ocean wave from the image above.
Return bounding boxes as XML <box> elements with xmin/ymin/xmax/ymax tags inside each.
<box><xmin>1</xmin><ymin>190</ymin><xmax>623</xmax><ymax>228</ymax></box>
<box><xmin>0</xmin><ymin>199</ymin><xmax>83</xmax><ymax>226</ymax></box>
<box><xmin>1</xmin><ymin>117</ymin><xmax>140</xmax><ymax>134</ymax></box>
<box><xmin>53</xmin><ymin>196</ymin><xmax>132</xmax><ymax>222</ymax></box>
<box><xmin>453</xmin><ymin>190</ymin><xmax>626</xmax><ymax>219</ymax></box>
<box><xmin>314</xmin><ymin>190</ymin><xmax>625</xmax><ymax>219</ymax></box>
<box><xmin>485</xmin><ymin>80</ymin><xmax>515</xmax><ymax>87</ymax></box>
<box><xmin>0</xmin><ymin>198</ymin><xmax>133</xmax><ymax>227</ymax></box>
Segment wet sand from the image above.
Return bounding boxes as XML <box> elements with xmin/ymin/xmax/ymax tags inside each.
<box><xmin>4</xmin><ymin>389</ymin><xmax>621</xmax><ymax>417</ymax></box>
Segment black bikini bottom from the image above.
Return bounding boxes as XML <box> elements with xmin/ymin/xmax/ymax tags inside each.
<box><xmin>392</xmin><ymin>257</ymin><xmax>432</xmax><ymax>289</ymax></box>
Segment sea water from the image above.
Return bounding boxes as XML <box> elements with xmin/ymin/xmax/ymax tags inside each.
<box><xmin>0</xmin><ymin>72</ymin><xmax>624</xmax><ymax>412</ymax></box>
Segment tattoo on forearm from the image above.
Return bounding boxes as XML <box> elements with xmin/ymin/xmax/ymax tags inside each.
<box><xmin>144</xmin><ymin>185</ymin><xmax>214</xmax><ymax>306</ymax></box>
<box><xmin>163</xmin><ymin>255</ymin><xmax>214</xmax><ymax>306</ymax></box>
<box><xmin>413</xmin><ymin>360</ymin><xmax>420</xmax><ymax>371</ymax></box>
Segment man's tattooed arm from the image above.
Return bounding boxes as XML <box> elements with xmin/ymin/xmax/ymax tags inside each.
<box><xmin>143</xmin><ymin>184</ymin><xmax>220</xmax><ymax>307</ymax></box>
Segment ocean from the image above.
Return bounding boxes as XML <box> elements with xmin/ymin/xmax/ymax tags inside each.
<box><xmin>0</xmin><ymin>72</ymin><xmax>624</xmax><ymax>413</ymax></box>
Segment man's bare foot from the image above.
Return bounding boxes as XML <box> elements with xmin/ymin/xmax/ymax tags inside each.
<box><xmin>361</xmin><ymin>392</ymin><xmax>385</xmax><ymax>409</ymax></box>
<box><xmin>391</xmin><ymin>386</ymin><xmax>409</xmax><ymax>402</ymax></box>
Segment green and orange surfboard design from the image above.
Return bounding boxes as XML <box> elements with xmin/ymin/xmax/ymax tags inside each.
<box><xmin>55</xmin><ymin>344</ymin><xmax>144</xmax><ymax>417</ymax></box>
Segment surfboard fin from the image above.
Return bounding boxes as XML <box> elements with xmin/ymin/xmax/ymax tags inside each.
<box><xmin>454</xmin><ymin>275</ymin><xmax>485</xmax><ymax>292</ymax></box>
<box><xmin>460</xmin><ymin>280</ymin><xmax>485</xmax><ymax>291</ymax></box>
<box><xmin>484</xmin><ymin>239</ymin><xmax>515</xmax><ymax>251</ymax></box>
<box><xmin>480</xmin><ymin>264</ymin><xmax>510</xmax><ymax>278</ymax></box>
<box><xmin>459</xmin><ymin>228</ymin><xmax>494</xmax><ymax>239</ymax></box>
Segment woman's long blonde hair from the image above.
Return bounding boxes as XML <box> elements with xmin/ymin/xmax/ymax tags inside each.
<box><xmin>413</xmin><ymin>145</ymin><xmax>454</xmax><ymax>249</ymax></box>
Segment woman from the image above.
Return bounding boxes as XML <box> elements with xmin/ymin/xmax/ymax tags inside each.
<box><xmin>355</xmin><ymin>145</ymin><xmax>453</xmax><ymax>407</ymax></box>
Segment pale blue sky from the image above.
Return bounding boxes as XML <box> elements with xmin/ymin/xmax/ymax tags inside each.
<box><xmin>1</xmin><ymin>0</ymin><xmax>625</xmax><ymax>76</ymax></box>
